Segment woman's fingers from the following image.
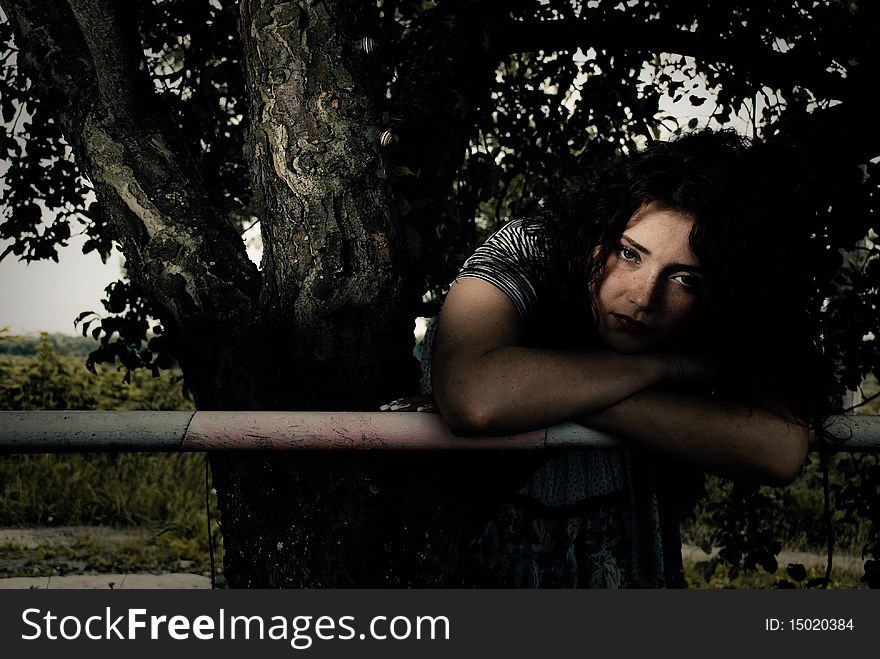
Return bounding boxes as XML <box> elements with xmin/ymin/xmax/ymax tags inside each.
<box><xmin>379</xmin><ymin>396</ymin><xmax>437</xmax><ymax>413</ymax></box>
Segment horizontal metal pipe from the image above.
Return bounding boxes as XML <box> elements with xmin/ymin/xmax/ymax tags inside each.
<box><xmin>0</xmin><ymin>411</ymin><xmax>878</xmax><ymax>452</ymax></box>
<box><xmin>183</xmin><ymin>411</ymin><xmax>548</xmax><ymax>450</ymax></box>
<box><xmin>0</xmin><ymin>411</ymin><xmax>194</xmax><ymax>451</ymax></box>
<box><xmin>820</xmin><ymin>414</ymin><xmax>880</xmax><ymax>451</ymax></box>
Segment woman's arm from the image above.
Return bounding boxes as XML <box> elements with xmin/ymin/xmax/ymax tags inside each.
<box><xmin>432</xmin><ymin>278</ymin><xmax>672</xmax><ymax>434</ymax></box>
<box><xmin>581</xmin><ymin>391</ymin><xmax>809</xmax><ymax>485</ymax></box>
<box><xmin>433</xmin><ymin>277</ymin><xmax>808</xmax><ymax>485</ymax></box>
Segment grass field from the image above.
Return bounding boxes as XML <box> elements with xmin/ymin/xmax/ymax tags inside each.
<box><xmin>1</xmin><ymin>450</ymin><xmax>870</xmax><ymax>588</ymax></box>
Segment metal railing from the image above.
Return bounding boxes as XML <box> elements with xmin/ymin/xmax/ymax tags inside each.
<box><xmin>1</xmin><ymin>411</ymin><xmax>878</xmax><ymax>452</ymax></box>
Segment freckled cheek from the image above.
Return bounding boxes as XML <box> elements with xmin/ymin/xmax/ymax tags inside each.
<box><xmin>594</xmin><ymin>281</ymin><xmax>622</xmax><ymax>314</ymax></box>
<box><xmin>593</xmin><ymin>268</ymin><xmax>627</xmax><ymax>305</ymax></box>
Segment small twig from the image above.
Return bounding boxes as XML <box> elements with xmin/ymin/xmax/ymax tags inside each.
<box><xmin>843</xmin><ymin>389</ymin><xmax>880</xmax><ymax>414</ymax></box>
<box><xmin>820</xmin><ymin>450</ymin><xmax>834</xmax><ymax>588</ymax></box>
<box><xmin>240</xmin><ymin>217</ymin><xmax>259</xmax><ymax>237</ymax></box>
<box><xmin>751</xmin><ymin>93</ymin><xmax>757</xmax><ymax>138</ymax></box>
<box><xmin>9</xmin><ymin>91</ymin><xmax>26</xmax><ymax>135</ymax></box>
<box><xmin>205</xmin><ymin>455</ymin><xmax>216</xmax><ymax>589</ymax></box>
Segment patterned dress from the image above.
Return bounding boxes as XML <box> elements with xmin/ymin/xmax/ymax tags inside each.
<box><xmin>421</xmin><ymin>218</ymin><xmax>691</xmax><ymax>588</ymax></box>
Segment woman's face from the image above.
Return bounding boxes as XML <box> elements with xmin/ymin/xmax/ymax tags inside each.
<box><xmin>593</xmin><ymin>202</ymin><xmax>704</xmax><ymax>354</ymax></box>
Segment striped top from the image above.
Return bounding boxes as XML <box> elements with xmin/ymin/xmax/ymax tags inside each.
<box><xmin>456</xmin><ymin>218</ymin><xmax>543</xmax><ymax>321</ymax></box>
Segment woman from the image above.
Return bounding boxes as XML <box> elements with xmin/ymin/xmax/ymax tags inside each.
<box><xmin>426</xmin><ymin>129</ymin><xmax>827</xmax><ymax>587</ymax></box>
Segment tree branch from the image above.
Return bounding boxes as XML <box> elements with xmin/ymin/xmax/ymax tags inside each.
<box><xmin>2</xmin><ymin>0</ymin><xmax>260</xmax><ymax>403</ymax></box>
<box><xmin>67</xmin><ymin>0</ymin><xmax>154</xmax><ymax>121</ymax></box>
<box><xmin>492</xmin><ymin>11</ymin><xmax>847</xmax><ymax>100</ymax></box>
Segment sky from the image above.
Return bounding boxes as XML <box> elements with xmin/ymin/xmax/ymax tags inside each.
<box><xmin>0</xmin><ymin>225</ymin><xmax>265</xmax><ymax>335</ymax></box>
<box><xmin>0</xmin><ymin>235</ymin><xmax>124</xmax><ymax>335</ymax></box>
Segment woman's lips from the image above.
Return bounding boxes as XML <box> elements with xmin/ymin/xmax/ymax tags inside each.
<box><xmin>610</xmin><ymin>313</ymin><xmax>653</xmax><ymax>333</ymax></box>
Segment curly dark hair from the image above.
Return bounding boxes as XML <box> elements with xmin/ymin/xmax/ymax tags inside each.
<box><xmin>532</xmin><ymin>128</ymin><xmax>831</xmax><ymax>425</ymax></box>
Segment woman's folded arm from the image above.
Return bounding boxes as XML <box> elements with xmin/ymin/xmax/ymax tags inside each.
<box><xmin>580</xmin><ymin>390</ymin><xmax>809</xmax><ymax>485</ymax></box>
<box><xmin>432</xmin><ymin>278</ymin><xmax>670</xmax><ymax>434</ymax></box>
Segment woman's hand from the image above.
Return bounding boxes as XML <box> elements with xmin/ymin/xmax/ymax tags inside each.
<box><xmin>379</xmin><ymin>396</ymin><xmax>437</xmax><ymax>413</ymax></box>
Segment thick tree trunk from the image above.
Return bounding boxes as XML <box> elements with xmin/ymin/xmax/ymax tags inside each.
<box><xmin>208</xmin><ymin>0</ymin><xmax>463</xmax><ymax>587</ymax></box>
<box><xmin>238</xmin><ymin>0</ymin><xmax>416</xmax><ymax>409</ymax></box>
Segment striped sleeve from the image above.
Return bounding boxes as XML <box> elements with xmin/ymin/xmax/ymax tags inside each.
<box><xmin>455</xmin><ymin>218</ymin><xmax>542</xmax><ymax>321</ymax></box>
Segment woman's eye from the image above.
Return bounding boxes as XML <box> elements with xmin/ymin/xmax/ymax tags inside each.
<box><xmin>619</xmin><ymin>246</ymin><xmax>639</xmax><ymax>262</ymax></box>
<box><xmin>672</xmin><ymin>273</ymin><xmax>702</xmax><ymax>291</ymax></box>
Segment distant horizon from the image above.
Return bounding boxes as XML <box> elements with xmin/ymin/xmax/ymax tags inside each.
<box><xmin>1</xmin><ymin>328</ymin><xmax>97</xmax><ymax>338</ymax></box>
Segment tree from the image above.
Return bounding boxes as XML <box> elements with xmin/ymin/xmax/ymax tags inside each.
<box><xmin>2</xmin><ymin>1</ymin><xmax>878</xmax><ymax>586</ymax></box>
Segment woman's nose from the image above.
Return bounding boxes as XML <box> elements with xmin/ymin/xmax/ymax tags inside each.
<box><xmin>629</xmin><ymin>273</ymin><xmax>661</xmax><ymax>312</ymax></box>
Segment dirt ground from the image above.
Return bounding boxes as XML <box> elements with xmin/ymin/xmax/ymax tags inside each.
<box><xmin>0</xmin><ymin>527</ymin><xmax>862</xmax><ymax>589</ymax></box>
<box><xmin>0</xmin><ymin>527</ymin><xmax>212</xmax><ymax>589</ymax></box>
<box><xmin>0</xmin><ymin>572</ymin><xmax>210</xmax><ymax>589</ymax></box>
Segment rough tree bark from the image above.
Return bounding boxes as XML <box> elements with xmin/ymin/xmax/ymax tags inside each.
<box><xmin>237</xmin><ymin>0</ymin><xmax>415</xmax><ymax>408</ymax></box>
